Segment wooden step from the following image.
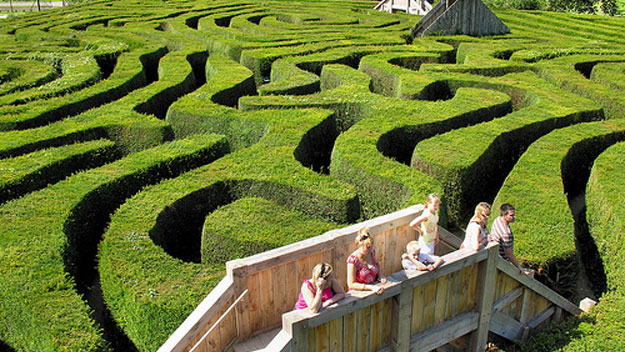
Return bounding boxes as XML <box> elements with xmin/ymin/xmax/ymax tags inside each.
<box><xmin>232</xmin><ymin>328</ymin><xmax>281</xmax><ymax>352</ymax></box>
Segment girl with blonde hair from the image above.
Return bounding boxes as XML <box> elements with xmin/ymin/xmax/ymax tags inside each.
<box><xmin>409</xmin><ymin>193</ymin><xmax>441</xmax><ymax>255</ymax></box>
<box><xmin>294</xmin><ymin>262</ymin><xmax>345</xmax><ymax>313</ymax></box>
<box><xmin>461</xmin><ymin>202</ymin><xmax>491</xmax><ymax>251</ymax></box>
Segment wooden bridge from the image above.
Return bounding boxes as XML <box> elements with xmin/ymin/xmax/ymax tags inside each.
<box><xmin>159</xmin><ymin>206</ymin><xmax>580</xmax><ymax>352</ymax></box>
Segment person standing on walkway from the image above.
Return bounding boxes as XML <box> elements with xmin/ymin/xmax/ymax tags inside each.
<box><xmin>490</xmin><ymin>204</ymin><xmax>527</xmax><ymax>274</ymax></box>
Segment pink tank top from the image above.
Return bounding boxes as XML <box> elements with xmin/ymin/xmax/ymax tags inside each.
<box><xmin>347</xmin><ymin>249</ymin><xmax>380</xmax><ymax>284</ymax></box>
<box><xmin>293</xmin><ymin>280</ymin><xmax>334</xmax><ymax>310</ymax></box>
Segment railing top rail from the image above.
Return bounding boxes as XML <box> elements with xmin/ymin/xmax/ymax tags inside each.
<box><xmin>283</xmin><ymin>246</ymin><xmax>492</xmax><ymax>330</ymax></box>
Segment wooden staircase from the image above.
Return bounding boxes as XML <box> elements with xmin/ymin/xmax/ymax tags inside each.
<box><xmin>159</xmin><ymin>206</ymin><xmax>581</xmax><ymax>352</ymax></box>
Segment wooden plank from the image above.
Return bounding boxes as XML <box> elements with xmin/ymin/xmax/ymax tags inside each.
<box><xmin>259</xmin><ymin>268</ymin><xmax>274</xmax><ymax>332</ymax></box>
<box><xmin>383</xmin><ymin>298</ymin><xmax>392</xmax><ymax>343</ymax></box>
<box><xmin>246</xmin><ymin>272</ymin><xmax>261</xmax><ymax>333</ymax></box>
<box><xmin>328</xmin><ymin>318</ymin><xmax>342</xmax><ymax>351</ymax></box>
<box><xmin>343</xmin><ymin>311</ymin><xmax>357</xmax><ymax>351</ymax></box>
<box><xmin>466</xmin><ymin>263</ymin><xmax>478</xmax><ymax>311</ymax></box>
<box><xmin>377</xmin><ymin>226</ymin><xmax>389</xmax><ymax>277</ymax></box>
<box><xmin>434</xmin><ymin>275</ymin><xmax>449</xmax><ymax>324</ymax></box>
<box><xmin>370</xmin><ymin>300</ymin><xmax>384</xmax><ymax>350</ymax></box>
<box><xmin>219</xmin><ymin>302</ymin><xmax>237</xmax><ymax>352</ymax></box>
<box><xmin>504</xmin><ymin>274</ymin><xmax>520</xmax><ymax>316</ymax></box>
<box><xmin>468</xmin><ymin>246</ymin><xmax>498</xmax><ymax>352</ymax></box>
<box><xmin>496</xmin><ymin>257</ymin><xmax>580</xmax><ymax>315</ymax></box>
<box><xmin>291</xmin><ymin>320</ymin><xmax>308</xmax><ymax>352</ymax></box>
<box><xmin>527</xmin><ymin>306</ymin><xmax>555</xmax><ymax>330</ymax></box>
<box><xmin>489</xmin><ymin>310</ymin><xmax>524</xmax><ymax>342</ymax></box>
<box><xmin>411</xmin><ymin>283</ymin><xmax>425</xmax><ymax>334</ymax></box>
<box><xmin>409</xmin><ymin>311</ymin><xmax>480</xmax><ymax>352</ymax></box>
<box><xmin>355</xmin><ymin>306</ymin><xmax>371</xmax><ymax>352</ymax></box>
<box><xmin>519</xmin><ymin>288</ymin><xmax>531</xmax><ymax>325</ymax></box>
<box><xmin>444</xmin><ymin>270</ymin><xmax>459</xmax><ymax>319</ymax></box>
<box><xmin>391</xmin><ymin>285</ymin><xmax>413</xmax><ymax>352</ymax></box>
<box><xmin>457</xmin><ymin>266</ymin><xmax>469</xmax><ymax>314</ymax></box>
<box><xmin>384</xmin><ymin>227</ymin><xmax>398</xmax><ymax>277</ymax></box>
<box><xmin>285</xmin><ymin>260</ymin><xmax>299</xmax><ymax>313</ymax></box>
<box><xmin>492</xmin><ymin>285</ymin><xmax>523</xmax><ymax>312</ymax></box>
<box><xmin>333</xmin><ymin>238</ymin><xmax>347</xmax><ymax>290</ymax></box>
<box><xmin>422</xmin><ymin>279</ymin><xmax>437</xmax><ymax>329</ymax></box>
<box><xmin>314</xmin><ymin>322</ymin><xmax>329</xmax><ymax>352</ymax></box>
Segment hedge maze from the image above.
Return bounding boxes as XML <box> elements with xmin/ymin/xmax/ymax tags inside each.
<box><xmin>1</xmin><ymin>1</ymin><xmax>625</xmax><ymax>351</ymax></box>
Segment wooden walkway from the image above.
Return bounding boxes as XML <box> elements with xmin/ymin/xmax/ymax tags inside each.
<box><xmin>159</xmin><ymin>206</ymin><xmax>580</xmax><ymax>352</ymax></box>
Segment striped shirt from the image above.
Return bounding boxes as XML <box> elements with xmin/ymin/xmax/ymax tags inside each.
<box><xmin>490</xmin><ymin>216</ymin><xmax>513</xmax><ymax>261</ymax></box>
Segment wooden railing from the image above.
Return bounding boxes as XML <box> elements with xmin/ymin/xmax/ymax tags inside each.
<box><xmin>159</xmin><ymin>205</ymin><xmax>580</xmax><ymax>352</ymax></box>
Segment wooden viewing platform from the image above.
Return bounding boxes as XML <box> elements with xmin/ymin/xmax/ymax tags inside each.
<box><xmin>159</xmin><ymin>206</ymin><xmax>581</xmax><ymax>352</ymax></box>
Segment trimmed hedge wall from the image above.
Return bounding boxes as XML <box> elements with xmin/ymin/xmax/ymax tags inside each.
<box><xmin>0</xmin><ymin>134</ymin><xmax>228</xmax><ymax>351</ymax></box>
<box><xmin>201</xmin><ymin>197</ymin><xmax>337</xmax><ymax>264</ymax></box>
<box><xmin>412</xmin><ymin>71</ymin><xmax>603</xmax><ymax>226</ymax></box>
<box><xmin>0</xmin><ymin>139</ymin><xmax>119</xmax><ymax>204</ymax></box>
<box><xmin>1</xmin><ymin>1</ymin><xmax>625</xmax><ymax>350</ymax></box>
<box><xmin>99</xmin><ymin>108</ymin><xmax>358</xmax><ymax>350</ymax></box>
<box><xmin>490</xmin><ymin>121</ymin><xmax>625</xmax><ymax>297</ymax></box>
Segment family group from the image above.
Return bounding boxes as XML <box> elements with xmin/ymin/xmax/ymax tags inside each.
<box><xmin>293</xmin><ymin>194</ymin><xmax>524</xmax><ymax>313</ymax></box>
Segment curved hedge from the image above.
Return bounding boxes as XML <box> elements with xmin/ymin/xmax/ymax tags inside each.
<box><xmin>1</xmin><ymin>1</ymin><xmax>625</xmax><ymax>350</ymax></box>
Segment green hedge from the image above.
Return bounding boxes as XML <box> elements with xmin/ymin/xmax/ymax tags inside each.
<box><xmin>0</xmin><ymin>134</ymin><xmax>228</xmax><ymax>351</ymax></box>
<box><xmin>100</xmin><ymin>108</ymin><xmax>357</xmax><ymax>350</ymax></box>
<box><xmin>490</xmin><ymin>121</ymin><xmax>625</xmax><ymax>297</ymax></box>
<box><xmin>0</xmin><ymin>139</ymin><xmax>119</xmax><ymax>204</ymax></box>
<box><xmin>412</xmin><ymin>71</ymin><xmax>602</xmax><ymax>226</ymax></box>
<box><xmin>0</xmin><ymin>58</ymin><xmax>58</xmax><ymax>96</ymax></box>
<box><xmin>534</xmin><ymin>54</ymin><xmax>625</xmax><ymax>119</ymax></box>
<box><xmin>166</xmin><ymin>54</ymin><xmax>262</xmax><ymax>150</ymax></box>
<box><xmin>590</xmin><ymin>62</ymin><xmax>625</xmax><ymax>92</ymax></box>
<box><xmin>201</xmin><ymin>197</ymin><xmax>337</xmax><ymax>264</ymax></box>
<box><xmin>0</xmin><ymin>53</ymin><xmax>102</xmax><ymax>106</ymax></box>
<box><xmin>521</xmin><ymin>141</ymin><xmax>625</xmax><ymax>351</ymax></box>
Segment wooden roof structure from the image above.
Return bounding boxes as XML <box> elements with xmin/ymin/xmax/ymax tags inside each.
<box><xmin>411</xmin><ymin>0</ymin><xmax>510</xmax><ymax>37</ymax></box>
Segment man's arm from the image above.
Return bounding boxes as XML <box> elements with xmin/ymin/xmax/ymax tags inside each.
<box><xmin>503</xmin><ymin>247</ymin><xmax>524</xmax><ymax>273</ymax></box>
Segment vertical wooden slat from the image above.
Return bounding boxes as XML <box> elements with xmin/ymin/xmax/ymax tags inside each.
<box><xmin>276</xmin><ymin>264</ymin><xmax>289</xmax><ymax>326</ymax></box>
<box><xmin>259</xmin><ymin>268</ymin><xmax>274</xmax><ymax>331</ymax></box>
<box><xmin>328</xmin><ymin>318</ymin><xmax>343</xmax><ymax>351</ymax></box>
<box><xmin>457</xmin><ymin>265</ymin><xmax>470</xmax><ymax>313</ymax></box>
<box><xmin>519</xmin><ymin>287</ymin><xmax>531</xmax><ymax>325</ymax></box>
<box><xmin>246</xmin><ymin>272</ymin><xmax>261</xmax><ymax>333</ymax></box>
<box><xmin>445</xmin><ymin>270</ymin><xmax>460</xmax><ymax>319</ymax></box>
<box><xmin>422</xmin><ymin>279</ymin><xmax>437</xmax><ymax>329</ymax></box>
<box><xmin>466</xmin><ymin>263</ymin><xmax>479</xmax><ymax>310</ymax></box>
<box><xmin>370</xmin><ymin>300</ymin><xmax>383</xmax><ymax>350</ymax></box>
<box><xmin>285</xmin><ymin>260</ymin><xmax>299</xmax><ymax>312</ymax></box>
<box><xmin>292</xmin><ymin>320</ymin><xmax>309</xmax><ymax>352</ymax></box>
<box><xmin>343</xmin><ymin>311</ymin><xmax>357</xmax><ymax>352</ymax></box>
<box><xmin>434</xmin><ymin>275</ymin><xmax>449</xmax><ymax>324</ymax></box>
<box><xmin>315</xmin><ymin>322</ymin><xmax>329</xmax><ymax>352</ymax></box>
<box><xmin>383</xmin><ymin>298</ymin><xmax>393</xmax><ymax>342</ymax></box>
<box><xmin>219</xmin><ymin>300</ymin><xmax>236</xmax><ymax>351</ymax></box>
<box><xmin>382</xmin><ymin>228</ymin><xmax>396</xmax><ymax>277</ymax></box>
<box><xmin>411</xmin><ymin>283</ymin><xmax>425</xmax><ymax>334</ymax></box>
<box><xmin>356</xmin><ymin>306</ymin><xmax>371</xmax><ymax>352</ymax></box>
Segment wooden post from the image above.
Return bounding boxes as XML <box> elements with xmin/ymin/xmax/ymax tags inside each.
<box><xmin>291</xmin><ymin>320</ymin><xmax>309</xmax><ymax>352</ymax></box>
<box><xmin>468</xmin><ymin>246</ymin><xmax>498</xmax><ymax>352</ymax></box>
<box><xmin>391</xmin><ymin>285</ymin><xmax>414</xmax><ymax>352</ymax></box>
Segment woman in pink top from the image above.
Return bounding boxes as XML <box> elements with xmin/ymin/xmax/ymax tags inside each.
<box><xmin>347</xmin><ymin>227</ymin><xmax>387</xmax><ymax>295</ymax></box>
<box><xmin>294</xmin><ymin>263</ymin><xmax>345</xmax><ymax>313</ymax></box>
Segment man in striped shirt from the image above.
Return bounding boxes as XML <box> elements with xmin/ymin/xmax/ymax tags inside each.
<box><xmin>490</xmin><ymin>204</ymin><xmax>526</xmax><ymax>274</ymax></box>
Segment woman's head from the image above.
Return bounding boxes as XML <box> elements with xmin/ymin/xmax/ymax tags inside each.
<box><xmin>474</xmin><ymin>202</ymin><xmax>491</xmax><ymax>222</ymax></box>
<box><xmin>312</xmin><ymin>262</ymin><xmax>333</xmax><ymax>282</ymax></box>
<box><xmin>425</xmin><ymin>193</ymin><xmax>440</xmax><ymax>210</ymax></box>
<box><xmin>356</xmin><ymin>227</ymin><xmax>373</xmax><ymax>246</ymax></box>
